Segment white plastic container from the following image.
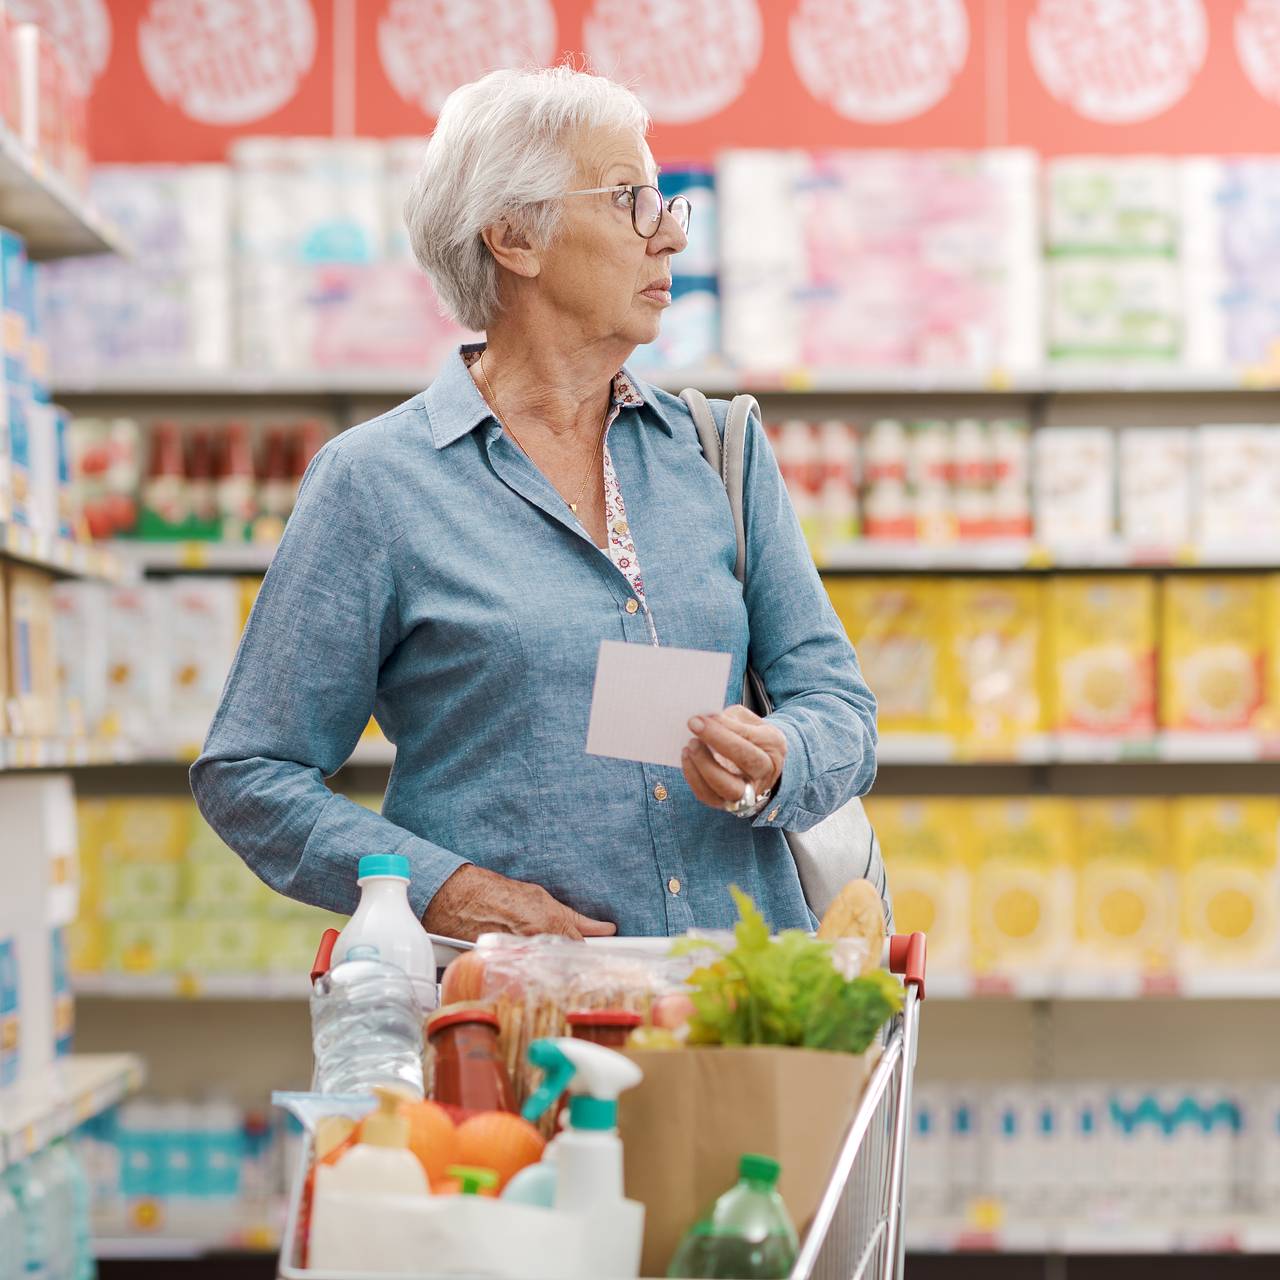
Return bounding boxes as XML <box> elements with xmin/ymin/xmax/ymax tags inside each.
<box><xmin>333</xmin><ymin>854</ymin><xmax>436</xmax><ymax>991</ymax></box>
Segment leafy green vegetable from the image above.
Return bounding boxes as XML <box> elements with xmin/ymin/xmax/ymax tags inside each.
<box><xmin>674</xmin><ymin>887</ymin><xmax>902</xmax><ymax>1054</ymax></box>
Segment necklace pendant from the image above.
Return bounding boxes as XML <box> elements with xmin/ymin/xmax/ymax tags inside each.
<box><xmin>569</xmin><ymin>502</ymin><xmax>577</xmax><ymax>512</ymax></box>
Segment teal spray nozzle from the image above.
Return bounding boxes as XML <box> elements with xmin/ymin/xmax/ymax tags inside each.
<box><xmin>520</xmin><ymin>1037</ymin><xmax>643</xmax><ymax>1132</ymax></box>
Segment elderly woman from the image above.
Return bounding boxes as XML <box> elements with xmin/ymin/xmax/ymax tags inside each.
<box><xmin>191</xmin><ymin>65</ymin><xmax>878</xmax><ymax>941</ymax></box>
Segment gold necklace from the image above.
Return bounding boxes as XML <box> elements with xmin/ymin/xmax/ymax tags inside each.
<box><xmin>478</xmin><ymin>352</ymin><xmax>606</xmax><ymax>515</ymax></box>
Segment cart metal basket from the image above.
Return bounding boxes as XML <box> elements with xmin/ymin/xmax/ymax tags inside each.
<box><xmin>279</xmin><ymin>931</ymin><xmax>927</xmax><ymax>1280</ymax></box>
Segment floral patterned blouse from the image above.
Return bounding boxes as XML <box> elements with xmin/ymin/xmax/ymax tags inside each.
<box><xmin>465</xmin><ymin>353</ymin><xmax>658</xmax><ymax>643</ymax></box>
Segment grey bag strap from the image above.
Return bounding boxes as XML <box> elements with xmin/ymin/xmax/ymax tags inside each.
<box><xmin>680</xmin><ymin>387</ymin><xmax>759</xmax><ymax>587</ymax></box>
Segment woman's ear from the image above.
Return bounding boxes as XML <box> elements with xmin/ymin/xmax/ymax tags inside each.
<box><xmin>481</xmin><ymin>218</ymin><xmax>541</xmax><ymax>280</ymax></box>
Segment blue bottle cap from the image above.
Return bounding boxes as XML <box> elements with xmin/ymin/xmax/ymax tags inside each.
<box><xmin>357</xmin><ymin>854</ymin><xmax>411</xmax><ymax>880</ymax></box>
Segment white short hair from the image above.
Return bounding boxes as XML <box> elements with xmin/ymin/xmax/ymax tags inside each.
<box><xmin>405</xmin><ymin>65</ymin><xmax>650</xmax><ymax>333</ymax></box>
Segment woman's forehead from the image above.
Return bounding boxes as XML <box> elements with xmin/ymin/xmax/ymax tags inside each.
<box><xmin>575</xmin><ymin>125</ymin><xmax>655</xmax><ymax>184</ymax></box>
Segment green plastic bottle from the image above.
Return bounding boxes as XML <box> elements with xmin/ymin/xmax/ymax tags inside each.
<box><xmin>667</xmin><ymin>1153</ymin><xmax>799</xmax><ymax>1279</ymax></box>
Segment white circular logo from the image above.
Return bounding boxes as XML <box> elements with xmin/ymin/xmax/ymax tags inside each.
<box><xmin>1236</xmin><ymin>0</ymin><xmax>1280</xmax><ymax>105</ymax></box>
<box><xmin>378</xmin><ymin>0</ymin><xmax>558</xmax><ymax>118</ymax></box>
<box><xmin>137</xmin><ymin>0</ymin><xmax>316</xmax><ymax>126</ymax></box>
<box><xmin>1028</xmin><ymin>0</ymin><xmax>1208</xmax><ymax>123</ymax></box>
<box><xmin>8</xmin><ymin>0</ymin><xmax>111</xmax><ymax>96</ymax></box>
<box><xmin>789</xmin><ymin>0</ymin><xmax>969</xmax><ymax>123</ymax></box>
<box><xmin>582</xmin><ymin>0</ymin><xmax>762</xmax><ymax>124</ymax></box>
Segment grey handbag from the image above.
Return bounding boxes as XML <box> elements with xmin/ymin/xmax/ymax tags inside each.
<box><xmin>681</xmin><ymin>388</ymin><xmax>892</xmax><ymax>928</ymax></box>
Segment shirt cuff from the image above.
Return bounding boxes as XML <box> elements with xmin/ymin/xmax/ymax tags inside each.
<box><xmin>751</xmin><ymin>717</ymin><xmax>808</xmax><ymax>829</ymax></box>
<box><xmin>400</xmin><ymin>834</ymin><xmax>472</xmax><ymax>921</ymax></box>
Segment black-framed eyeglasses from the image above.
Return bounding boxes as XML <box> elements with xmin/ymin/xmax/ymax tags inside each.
<box><xmin>563</xmin><ymin>184</ymin><xmax>691</xmax><ymax>239</ymax></box>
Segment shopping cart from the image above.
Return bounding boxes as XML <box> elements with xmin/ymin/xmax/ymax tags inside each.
<box><xmin>791</xmin><ymin>931</ymin><xmax>927</xmax><ymax>1280</ymax></box>
<box><xmin>280</xmin><ymin>930</ymin><xmax>927</xmax><ymax>1280</ymax></box>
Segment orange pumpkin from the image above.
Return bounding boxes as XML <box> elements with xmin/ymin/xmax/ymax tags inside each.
<box><xmin>454</xmin><ymin>1112</ymin><xmax>545</xmax><ymax>1189</ymax></box>
<box><xmin>396</xmin><ymin>1099</ymin><xmax>459</xmax><ymax>1184</ymax></box>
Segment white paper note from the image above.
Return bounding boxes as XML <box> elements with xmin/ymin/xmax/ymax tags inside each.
<box><xmin>585</xmin><ymin>640</ymin><xmax>733</xmax><ymax>768</ymax></box>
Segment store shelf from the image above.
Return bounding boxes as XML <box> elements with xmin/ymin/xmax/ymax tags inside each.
<box><xmin>0</xmin><ymin>127</ymin><xmax>129</xmax><ymax>259</ymax></box>
<box><xmin>2</xmin><ymin>521</ymin><xmax>125</xmax><ymax>582</ymax></box>
<box><xmin>1</xmin><ymin>1054</ymin><xmax>143</xmax><ymax>1171</ymax></box>
<box><xmin>1</xmin><ymin>736</ymin><xmax>136</xmax><ymax>770</ymax></box>
<box><xmin>819</xmin><ymin>539</ymin><xmax>1280</xmax><ymax>573</ymax></box>
<box><xmin>110</xmin><ymin>539</ymin><xmax>277</xmax><ymax>574</ymax></box>
<box><xmin>50</xmin><ymin>364</ymin><xmax>1280</xmax><ymax>400</ymax></box>
<box><xmin>928</xmin><ymin>970</ymin><xmax>1280</xmax><ymax>1001</ymax></box>
<box><xmin>907</xmin><ymin>1217</ymin><xmax>1280</xmax><ymax>1255</ymax></box>
<box><xmin>74</xmin><ymin>972</ymin><xmax>310</xmax><ymax>1000</ymax></box>
<box><xmin>876</xmin><ymin>732</ymin><xmax>1280</xmax><ymax>766</ymax></box>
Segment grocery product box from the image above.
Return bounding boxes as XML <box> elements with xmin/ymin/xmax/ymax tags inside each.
<box><xmin>1193</xmin><ymin>425</ymin><xmax>1280</xmax><ymax>548</ymax></box>
<box><xmin>1033</xmin><ymin>427</ymin><xmax>1115</xmax><ymax>547</ymax></box>
<box><xmin>51</xmin><ymin>926</ymin><xmax>72</xmax><ymax>1056</ymax></box>
<box><xmin>187</xmin><ymin>918</ymin><xmax>266</xmax><ymax>974</ymax></box>
<box><xmin>106</xmin><ymin>919</ymin><xmax>183</xmax><ymax>974</ymax></box>
<box><xmin>969</xmin><ymin>797</ymin><xmax>1074</xmax><ymax>973</ymax></box>
<box><xmin>1173</xmin><ymin>797</ymin><xmax>1280</xmax><ymax>968</ymax></box>
<box><xmin>51</xmin><ymin>580</ymin><xmax>109</xmax><ymax>738</ymax></box>
<box><xmin>1161</xmin><ymin>576</ymin><xmax>1270</xmax><ymax>735</ymax></box>
<box><xmin>167</xmin><ymin>577</ymin><xmax>242</xmax><ymax>757</ymax></box>
<box><xmin>183</xmin><ymin>855</ymin><xmax>274</xmax><ymax>917</ymax></box>
<box><xmin>108</xmin><ymin>796</ymin><xmax>192</xmax><ymax>863</ymax></box>
<box><xmin>1046</xmin><ymin>576</ymin><xmax>1158</xmax><ymax>741</ymax></box>
<box><xmin>101</xmin><ymin>860</ymin><xmax>182</xmax><ymax>921</ymax></box>
<box><xmin>947</xmin><ymin>579</ymin><xmax>1045</xmax><ymax>759</ymax></box>
<box><xmin>102</xmin><ymin>583</ymin><xmax>170</xmax><ymax>740</ymax></box>
<box><xmin>0</xmin><ymin>935</ymin><xmax>16</xmax><ymax>1088</ymax></box>
<box><xmin>1045</xmin><ymin>158</ymin><xmax>1180</xmax><ymax>253</ymax></box>
<box><xmin>864</xmin><ymin>797</ymin><xmax>970</xmax><ymax>971</ymax></box>
<box><xmin>5</xmin><ymin>562</ymin><xmax>56</xmax><ymax>737</ymax></box>
<box><xmin>1118</xmin><ymin>428</ymin><xmax>1193</xmax><ymax>549</ymax></box>
<box><xmin>1046</xmin><ymin>256</ymin><xmax>1180</xmax><ymax>361</ymax></box>
<box><xmin>1</xmin><ymin>228</ymin><xmax>29</xmax><ymax>525</ymax></box>
<box><xmin>1074</xmin><ymin>799</ymin><xmax>1175</xmax><ymax>973</ymax></box>
<box><xmin>825</xmin><ymin>578</ymin><xmax>952</xmax><ymax>744</ymax></box>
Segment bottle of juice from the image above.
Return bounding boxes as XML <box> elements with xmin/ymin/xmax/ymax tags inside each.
<box><xmin>667</xmin><ymin>1154</ymin><xmax>799</xmax><ymax>1279</ymax></box>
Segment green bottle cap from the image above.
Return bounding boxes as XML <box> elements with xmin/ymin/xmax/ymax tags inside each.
<box><xmin>447</xmin><ymin>1165</ymin><xmax>499</xmax><ymax>1196</ymax></box>
<box><xmin>739</xmin><ymin>1153</ymin><xmax>781</xmax><ymax>1186</ymax></box>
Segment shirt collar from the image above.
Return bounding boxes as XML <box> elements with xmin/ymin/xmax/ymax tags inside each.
<box><xmin>424</xmin><ymin>343</ymin><xmax>670</xmax><ymax>449</ymax></box>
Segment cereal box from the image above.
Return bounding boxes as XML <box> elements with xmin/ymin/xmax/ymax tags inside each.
<box><xmin>1033</xmin><ymin>428</ymin><xmax>1115</xmax><ymax>548</ymax></box>
<box><xmin>1074</xmin><ymin>799</ymin><xmax>1175</xmax><ymax>973</ymax></box>
<box><xmin>865</xmin><ymin>796</ymin><xmax>970</xmax><ymax>971</ymax></box>
<box><xmin>1046</xmin><ymin>576</ymin><xmax>1158</xmax><ymax>740</ymax></box>
<box><xmin>969</xmin><ymin>798</ymin><xmax>1074</xmax><ymax>973</ymax></box>
<box><xmin>1161</xmin><ymin>576</ymin><xmax>1269</xmax><ymax>734</ymax></box>
<box><xmin>947</xmin><ymin>579</ymin><xmax>1046</xmax><ymax>759</ymax></box>
<box><xmin>1118</xmin><ymin>428</ymin><xmax>1193</xmax><ymax>549</ymax></box>
<box><xmin>1173</xmin><ymin>797</ymin><xmax>1280</xmax><ymax>968</ymax></box>
<box><xmin>825</xmin><ymin>578</ymin><xmax>952</xmax><ymax>743</ymax></box>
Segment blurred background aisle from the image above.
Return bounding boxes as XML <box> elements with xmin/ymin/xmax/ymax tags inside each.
<box><xmin>5</xmin><ymin>2</ymin><xmax>1280</xmax><ymax>1278</ymax></box>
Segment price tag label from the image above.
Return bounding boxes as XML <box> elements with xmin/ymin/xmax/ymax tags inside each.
<box><xmin>781</xmin><ymin>367</ymin><xmax>813</xmax><ymax>392</ymax></box>
<box><xmin>176</xmin><ymin>974</ymin><xmax>202</xmax><ymax>999</ymax></box>
<box><xmin>180</xmin><ymin>542</ymin><xmax>209</xmax><ymax>569</ymax></box>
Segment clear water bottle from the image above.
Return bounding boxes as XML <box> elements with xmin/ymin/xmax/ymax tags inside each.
<box><xmin>4</xmin><ymin>1158</ymin><xmax>50</xmax><ymax>1280</ymax></box>
<box><xmin>0</xmin><ymin>1173</ymin><xmax>23</xmax><ymax>1280</ymax></box>
<box><xmin>310</xmin><ymin>945</ymin><xmax>428</xmax><ymax>1097</ymax></box>
<box><xmin>667</xmin><ymin>1154</ymin><xmax>799</xmax><ymax>1279</ymax></box>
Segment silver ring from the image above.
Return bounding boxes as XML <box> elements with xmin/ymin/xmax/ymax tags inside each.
<box><xmin>724</xmin><ymin>780</ymin><xmax>756</xmax><ymax>816</ymax></box>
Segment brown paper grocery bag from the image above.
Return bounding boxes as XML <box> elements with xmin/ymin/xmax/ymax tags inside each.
<box><xmin>619</xmin><ymin>1045</ymin><xmax>874</xmax><ymax>1277</ymax></box>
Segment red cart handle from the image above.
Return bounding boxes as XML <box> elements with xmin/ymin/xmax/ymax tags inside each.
<box><xmin>888</xmin><ymin>932</ymin><xmax>926</xmax><ymax>1001</ymax></box>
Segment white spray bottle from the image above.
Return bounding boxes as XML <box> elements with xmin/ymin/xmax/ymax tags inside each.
<box><xmin>514</xmin><ymin>1037</ymin><xmax>645</xmax><ymax>1279</ymax></box>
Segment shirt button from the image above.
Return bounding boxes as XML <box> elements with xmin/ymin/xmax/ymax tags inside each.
<box><xmin>625</xmin><ymin>598</ymin><xmax>639</xmax><ymax>614</ymax></box>
<box><xmin>767</xmin><ymin>808</ymin><xmax>779</xmax><ymax>822</ymax></box>
<box><xmin>668</xmin><ymin>877</ymin><xmax>681</xmax><ymax>895</ymax></box>
<box><xmin>653</xmin><ymin>784</ymin><xmax>668</xmax><ymax>802</ymax></box>
<box><xmin>613</xmin><ymin>519</ymin><xmax>629</xmax><ymax>535</ymax></box>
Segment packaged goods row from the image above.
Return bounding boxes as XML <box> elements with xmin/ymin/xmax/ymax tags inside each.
<box><xmin>830</xmin><ymin>574</ymin><xmax>1280</xmax><ymax>755</ymax></box>
<box><xmin>870</xmin><ymin>794</ymin><xmax>1280</xmax><ymax>976</ymax></box>
<box><xmin>909</xmin><ymin>1081</ymin><xmax>1280</xmax><ymax>1224</ymax></box>
<box><xmin>0</xmin><ymin>8</ymin><xmax>88</xmax><ymax>194</ymax></box>
<box><xmin>71</xmin><ymin>416</ymin><xmax>333</xmax><ymax>542</ymax></box>
<box><xmin>771</xmin><ymin>418</ymin><xmax>1280</xmax><ymax>553</ymax></box>
<box><xmin>38</xmin><ymin>148</ymin><xmax>716</xmax><ymax>377</ymax></box>
<box><xmin>0</xmin><ymin>1140</ymin><xmax>94</xmax><ymax>1280</ymax></box>
<box><xmin>69</xmin><ymin>794</ymin><xmax>357</xmax><ymax>979</ymax></box>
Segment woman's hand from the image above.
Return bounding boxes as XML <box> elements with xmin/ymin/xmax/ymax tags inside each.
<box><xmin>682</xmin><ymin>704</ymin><xmax>786</xmax><ymax>813</ymax></box>
<box><xmin>423</xmin><ymin>865</ymin><xmax>617</xmax><ymax>942</ymax></box>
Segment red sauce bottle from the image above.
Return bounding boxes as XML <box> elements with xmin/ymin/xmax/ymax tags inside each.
<box><xmin>427</xmin><ymin>1008</ymin><xmax>516</xmax><ymax>1114</ymax></box>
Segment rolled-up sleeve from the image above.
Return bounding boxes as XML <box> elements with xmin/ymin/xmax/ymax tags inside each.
<box><xmin>189</xmin><ymin>443</ymin><xmax>469</xmax><ymax>920</ymax></box>
<box><xmin>737</xmin><ymin>412</ymin><xmax>878</xmax><ymax>832</ymax></box>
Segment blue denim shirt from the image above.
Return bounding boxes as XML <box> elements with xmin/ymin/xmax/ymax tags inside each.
<box><xmin>191</xmin><ymin>344</ymin><xmax>878</xmax><ymax>935</ymax></box>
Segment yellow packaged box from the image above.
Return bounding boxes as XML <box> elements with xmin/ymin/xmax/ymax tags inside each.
<box><xmin>1173</xmin><ymin>797</ymin><xmax>1280</xmax><ymax>968</ymax></box>
<box><xmin>106</xmin><ymin>919</ymin><xmax>183</xmax><ymax>974</ymax></box>
<box><xmin>1046</xmin><ymin>576</ymin><xmax>1157</xmax><ymax>739</ymax></box>
<box><xmin>101</xmin><ymin>861</ymin><xmax>182</xmax><ymax>921</ymax></box>
<box><xmin>825</xmin><ymin>578</ymin><xmax>952</xmax><ymax>742</ymax></box>
<box><xmin>1074</xmin><ymin>799</ymin><xmax>1175</xmax><ymax>972</ymax></box>
<box><xmin>1161</xmin><ymin>576</ymin><xmax>1270</xmax><ymax>734</ymax></box>
<box><xmin>865</xmin><ymin>796</ymin><xmax>970</xmax><ymax>970</ymax></box>
<box><xmin>948</xmin><ymin>579</ymin><xmax>1046</xmax><ymax>758</ymax></box>
<box><xmin>108</xmin><ymin>797</ymin><xmax>191</xmax><ymax>863</ymax></box>
<box><xmin>0</xmin><ymin>563</ymin><xmax>7</xmax><ymax>734</ymax></box>
<box><xmin>5</xmin><ymin>564</ymin><xmax>57</xmax><ymax>737</ymax></box>
<box><xmin>187</xmin><ymin>919</ymin><xmax>266</xmax><ymax>974</ymax></box>
<box><xmin>66</xmin><ymin>919</ymin><xmax>107</xmax><ymax>975</ymax></box>
<box><xmin>183</xmin><ymin>856</ymin><xmax>274</xmax><ymax>917</ymax></box>
<box><xmin>969</xmin><ymin>798</ymin><xmax>1074</xmax><ymax>973</ymax></box>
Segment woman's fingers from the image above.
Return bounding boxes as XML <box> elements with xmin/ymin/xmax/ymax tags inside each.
<box><xmin>687</xmin><ymin>711</ymin><xmax>782</xmax><ymax>786</ymax></box>
<box><xmin>683</xmin><ymin>739</ymin><xmax>752</xmax><ymax>805</ymax></box>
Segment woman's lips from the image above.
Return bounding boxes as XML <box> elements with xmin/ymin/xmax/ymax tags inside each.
<box><xmin>641</xmin><ymin>283</ymin><xmax>672</xmax><ymax>303</ymax></box>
